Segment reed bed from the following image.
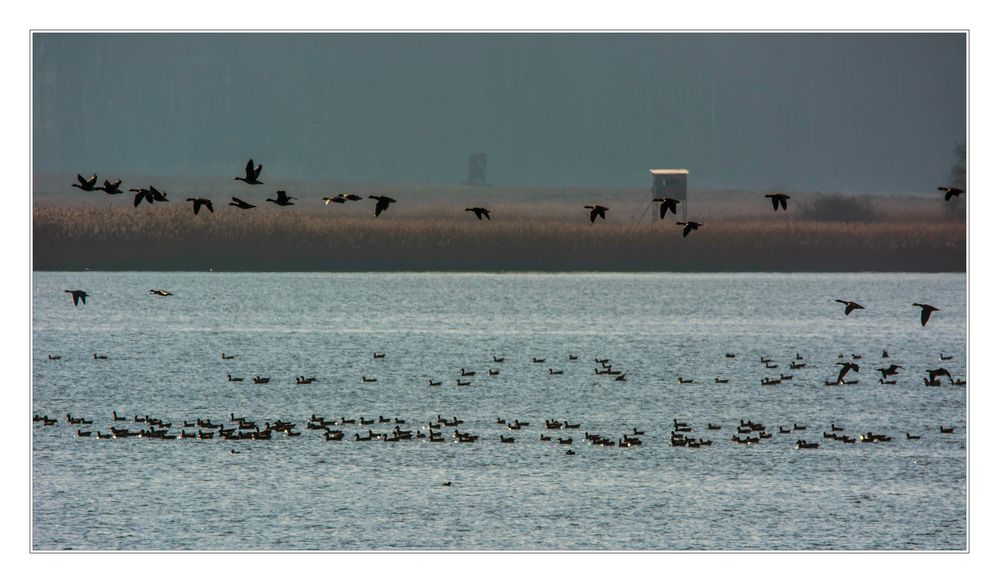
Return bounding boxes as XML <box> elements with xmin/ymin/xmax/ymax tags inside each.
<box><xmin>34</xmin><ymin>201</ymin><xmax>965</xmax><ymax>272</ymax></box>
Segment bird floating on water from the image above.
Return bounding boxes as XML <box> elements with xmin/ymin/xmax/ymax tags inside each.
<box><xmin>235</xmin><ymin>159</ymin><xmax>263</xmax><ymax>185</ymax></box>
<box><xmin>584</xmin><ymin>205</ymin><xmax>609</xmax><ymax>223</ymax></box>
<box><xmin>465</xmin><ymin>207</ymin><xmax>491</xmax><ymax>221</ymax></box>
<box><xmin>913</xmin><ymin>303</ymin><xmax>939</xmax><ymax>326</ymax></box>
<box><xmin>834</xmin><ymin>299</ymin><xmax>865</xmax><ymax>316</ymax></box>
<box><xmin>64</xmin><ymin>289</ymin><xmax>89</xmax><ymax>306</ymax></box>
<box><xmin>149</xmin><ymin>289</ymin><xmax>173</xmax><ymax>296</ymax></box>
<box><xmin>764</xmin><ymin>192</ymin><xmax>790</xmax><ymax>211</ymax></box>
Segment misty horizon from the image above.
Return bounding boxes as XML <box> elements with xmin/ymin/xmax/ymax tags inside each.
<box><xmin>33</xmin><ymin>32</ymin><xmax>966</xmax><ymax>194</ymax></box>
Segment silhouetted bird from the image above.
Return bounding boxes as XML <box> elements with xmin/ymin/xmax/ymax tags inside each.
<box><xmin>652</xmin><ymin>197</ymin><xmax>679</xmax><ymax>218</ymax></box>
<box><xmin>341</xmin><ymin>193</ymin><xmax>363</xmax><ymax>201</ymax></box>
<box><xmin>148</xmin><ymin>186</ymin><xmax>169</xmax><ymax>202</ymax></box>
<box><xmin>938</xmin><ymin>186</ymin><xmax>963</xmax><ymax>201</ymax></box>
<box><xmin>186</xmin><ymin>197</ymin><xmax>214</xmax><ymax>215</ymax></box>
<box><xmin>64</xmin><ymin>290</ymin><xmax>89</xmax><ymax>306</ymax></box>
<box><xmin>584</xmin><ymin>205</ymin><xmax>609</xmax><ymax>223</ymax></box>
<box><xmin>676</xmin><ymin>221</ymin><xmax>703</xmax><ymax>238</ymax></box>
<box><xmin>95</xmin><ymin>178</ymin><xmax>123</xmax><ymax>194</ymax></box>
<box><xmin>267</xmin><ymin>190</ymin><xmax>296</xmax><ymax>206</ymax></box>
<box><xmin>913</xmin><ymin>303</ymin><xmax>939</xmax><ymax>326</ymax></box>
<box><xmin>835</xmin><ymin>299</ymin><xmax>865</xmax><ymax>315</ymax></box>
<box><xmin>323</xmin><ymin>195</ymin><xmax>347</xmax><ymax>205</ymax></box>
<box><xmin>465</xmin><ymin>207</ymin><xmax>491</xmax><ymax>220</ymax></box>
<box><xmin>149</xmin><ymin>289</ymin><xmax>173</xmax><ymax>296</ymax></box>
<box><xmin>369</xmin><ymin>195</ymin><xmax>396</xmax><ymax>217</ymax></box>
<box><xmin>765</xmin><ymin>193</ymin><xmax>790</xmax><ymax>211</ymax></box>
<box><xmin>229</xmin><ymin>197</ymin><xmax>256</xmax><ymax>209</ymax></box>
<box><xmin>926</xmin><ymin>367</ymin><xmax>952</xmax><ymax>383</ymax></box>
<box><xmin>130</xmin><ymin>187</ymin><xmax>153</xmax><ymax>207</ymax></box>
<box><xmin>836</xmin><ymin>361</ymin><xmax>859</xmax><ymax>384</ymax></box>
<box><xmin>71</xmin><ymin>174</ymin><xmax>97</xmax><ymax>191</ymax></box>
<box><xmin>877</xmin><ymin>364</ymin><xmax>903</xmax><ymax>379</ymax></box>
<box><xmin>235</xmin><ymin>159</ymin><xmax>263</xmax><ymax>185</ymax></box>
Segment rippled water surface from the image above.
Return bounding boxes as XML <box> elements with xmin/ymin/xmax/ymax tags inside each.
<box><xmin>32</xmin><ymin>272</ymin><xmax>967</xmax><ymax>550</ymax></box>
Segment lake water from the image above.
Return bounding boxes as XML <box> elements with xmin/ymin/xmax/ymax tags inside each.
<box><xmin>31</xmin><ymin>272</ymin><xmax>967</xmax><ymax>550</ymax></box>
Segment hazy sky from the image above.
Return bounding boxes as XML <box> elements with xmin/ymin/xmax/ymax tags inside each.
<box><xmin>33</xmin><ymin>32</ymin><xmax>965</xmax><ymax>193</ymax></box>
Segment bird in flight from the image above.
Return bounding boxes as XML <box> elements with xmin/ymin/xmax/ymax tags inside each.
<box><xmin>267</xmin><ymin>190</ymin><xmax>296</xmax><ymax>206</ymax></box>
<box><xmin>913</xmin><ymin>303</ymin><xmax>939</xmax><ymax>326</ymax></box>
<box><xmin>937</xmin><ymin>186</ymin><xmax>963</xmax><ymax>201</ymax></box>
<box><xmin>369</xmin><ymin>195</ymin><xmax>397</xmax><ymax>217</ymax></box>
<box><xmin>65</xmin><ymin>289</ymin><xmax>89</xmax><ymax>306</ymax></box>
<box><xmin>765</xmin><ymin>193</ymin><xmax>790</xmax><ymax>211</ymax></box>
<box><xmin>235</xmin><ymin>159</ymin><xmax>263</xmax><ymax>185</ymax></box>
<box><xmin>465</xmin><ymin>207</ymin><xmax>491</xmax><ymax>221</ymax></box>
<box><xmin>71</xmin><ymin>174</ymin><xmax>97</xmax><ymax>191</ymax></box>
<box><xmin>876</xmin><ymin>364</ymin><xmax>903</xmax><ymax>379</ymax></box>
<box><xmin>835</xmin><ymin>361</ymin><xmax>859</xmax><ymax>384</ymax></box>
<box><xmin>584</xmin><ymin>205</ymin><xmax>609</xmax><ymax>223</ymax></box>
<box><xmin>95</xmin><ymin>179</ymin><xmax>123</xmax><ymax>194</ymax></box>
<box><xmin>341</xmin><ymin>193</ymin><xmax>363</xmax><ymax>201</ymax></box>
<box><xmin>652</xmin><ymin>197</ymin><xmax>679</xmax><ymax>219</ymax></box>
<box><xmin>323</xmin><ymin>195</ymin><xmax>347</xmax><ymax>205</ymax></box>
<box><xmin>676</xmin><ymin>221</ymin><xmax>703</xmax><ymax>238</ymax></box>
<box><xmin>229</xmin><ymin>197</ymin><xmax>256</xmax><ymax>209</ymax></box>
<box><xmin>834</xmin><ymin>299</ymin><xmax>865</xmax><ymax>316</ymax></box>
<box><xmin>186</xmin><ymin>197</ymin><xmax>214</xmax><ymax>215</ymax></box>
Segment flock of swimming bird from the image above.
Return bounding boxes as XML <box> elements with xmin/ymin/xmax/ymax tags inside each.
<box><xmin>69</xmin><ymin>158</ymin><xmax>966</xmax><ymax>238</ymax></box>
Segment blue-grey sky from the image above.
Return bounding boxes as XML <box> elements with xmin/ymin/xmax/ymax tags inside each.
<box><xmin>33</xmin><ymin>32</ymin><xmax>965</xmax><ymax>192</ymax></box>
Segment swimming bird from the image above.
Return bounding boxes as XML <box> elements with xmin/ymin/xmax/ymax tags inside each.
<box><xmin>235</xmin><ymin>159</ymin><xmax>263</xmax><ymax>185</ymax></box>
<box><xmin>764</xmin><ymin>192</ymin><xmax>790</xmax><ymax>211</ymax></box>
<box><xmin>266</xmin><ymin>190</ymin><xmax>296</xmax><ymax>206</ymax></box>
<box><xmin>940</xmin><ymin>426</ymin><xmax>955</xmax><ymax>434</ymax></box>
<box><xmin>95</xmin><ymin>178</ymin><xmax>123</xmax><ymax>194</ymax></box>
<box><xmin>369</xmin><ymin>195</ymin><xmax>396</xmax><ymax>216</ymax></box>
<box><xmin>939</xmin><ymin>353</ymin><xmax>953</xmax><ymax>361</ymax></box>
<box><xmin>229</xmin><ymin>197</ymin><xmax>256</xmax><ymax>209</ymax></box>
<box><xmin>186</xmin><ymin>197</ymin><xmax>214</xmax><ymax>215</ymax></box>
<box><xmin>149</xmin><ymin>289</ymin><xmax>173</xmax><ymax>296</ymax></box>
<box><xmin>938</xmin><ymin>186</ymin><xmax>963</xmax><ymax>201</ymax></box>
<box><xmin>652</xmin><ymin>197</ymin><xmax>680</xmax><ymax>218</ymax></box>
<box><xmin>913</xmin><ymin>303</ymin><xmax>939</xmax><ymax>326</ymax></box>
<box><xmin>465</xmin><ymin>207</ymin><xmax>491</xmax><ymax>220</ymax></box>
<box><xmin>64</xmin><ymin>289</ymin><xmax>89</xmax><ymax>306</ymax></box>
<box><xmin>71</xmin><ymin>173</ymin><xmax>97</xmax><ymax>191</ymax></box>
<box><xmin>428</xmin><ymin>380</ymin><xmax>442</xmax><ymax>387</ymax></box>
<box><xmin>835</xmin><ymin>299</ymin><xmax>865</xmax><ymax>315</ymax></box>
<box><xmin>93</xmin><ymin>353</ymin><xmax>107</xmax><ymax>360</ymax></box>
<box><xmin>227</xmin><ymin>374</ymin><xmax>243</xmax><ymax>382</ymax></box>
<box><xmin>47</xmin><ymin>355</ymin><xmax>61</xmax><ymax>360</ymax></box>
<box><xmin>221</xmin><ymin>353</ymin><xmax>236</xmax><ymax>360</ymax></box>
<box><xmin>676</xmin><ymin>221</ymin><xmax>703</xmax><ymax>238</ymax></box>
<box><xmin>584</xmin><ymin>205</ymin><xmax>609</xmax><ymax>223</ymax></box>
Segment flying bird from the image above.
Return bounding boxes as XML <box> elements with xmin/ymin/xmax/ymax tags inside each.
<box><xmin>186</xmin><ymin>197</ymin><xmax>214</xmax><ymax>215</ymax></box>
<box><xmin>835</xmin><ymin>361</ymin><xmax>859</xmax><ymax>384</ymax></box>
<box><xmin>95</xmin><ymin>179</ymin><xmax>123</xmax><ymax>194</ymax></box>
<box><xmin>584</xmin><ymin>205</ymin><xmax>609</xmax><ymax>223</ymax></box>
<box><xmin>64</xmin><ymin>289</ymin><xmax>89</xmax><ymax>306</ymax></box>
<box><xmin>913</xmin><ymin>303</ymin><xmax>939</xmax><ymax>326</ymax></box>
<box><xmin>341</xmin><ymin>193</ymin><xmax>363</xmax><ymax>201</ymax></box>
<box><xmin>148</xmin><ymin>185</ymin><xmax>169</xmax><ymax>202</ymax></box>
<box><xmin>926</xmin><ymin>367</ymin><xmax>952</xmax><ymax>383</ymax></box>
<box><xmin>876</xmin><ymin>364</ymin><xmax>903</xmax><ymax>379</ymax></box>
<box><xmin>235</xmin><ymin>159</ymin><xmax>263</xmax><ymax>185</ymax></box>
<box><xmin>765</xmin><ymin>192</ymin><xmax>790</xmax><ymax>211</ymax></box>
<box><xmin>71</xmin><ymin>174</ymin><xmax>97</xmax><ymax>191</ymax></box>
<box><xmin>652</xmin><ymin>197</ymin><xmax>679</xmax><ymax>218</ymax></box>
<box><xmin>834</xmin><ymin>299</ymin><xmax>865</xmax><ymax>316</ymax></box>
<box><xmin>229</xmin><ymin>197</ymin><xmax>256</xmax><ymax>209</ymax></box>
<box><xmin>369</xmin><ymin>195</ymin><xmax>397</xmax><ymax>217</ymax></box>
<box><xmin>676</xmin><ymin>221</ymin><xmax>703</xmax><ymax>238</ymax></box>
<box><xmin>323</xmin><ymin>195</ymin><xmax>347</xmax><ymax>205</ymax></box>
<box><xmin>130</xmin><ymin>187</ymin><xmax>153</xmax><ymax>207</ymax></box>
<box><xmin>266</xmin><ymin>190</ymin><xmax>296</xmax><ymax>206</ymax></box>
<box><xmin>937</xmin><ymin>186</ymin><xmax>963</xmax><ymax>201</ymax></box>
<box><xmin>465</xmin><ymin>207</ymin><xmax>491</xmax><ymax>221</ymax></box>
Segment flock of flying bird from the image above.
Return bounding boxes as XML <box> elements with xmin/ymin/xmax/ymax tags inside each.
<box><xmin>69</xmin><ymin>158</ymin><xmax>965</xmax><ymax>238</ymax></box>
